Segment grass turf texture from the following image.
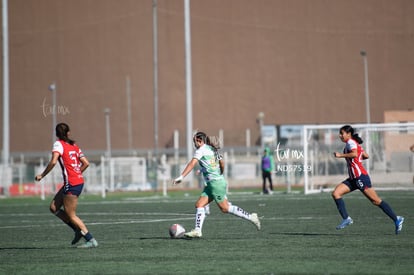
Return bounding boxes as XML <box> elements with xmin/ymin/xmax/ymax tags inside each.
<box><xmin>0</xmin><ymin>190</ymin><xmax>413</xmax><ymax>274</ymax></box>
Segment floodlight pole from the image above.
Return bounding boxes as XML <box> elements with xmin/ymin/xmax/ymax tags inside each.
<box><xmin>153</xmin><ymin>0</ymin><xmax>159</xmax><ymax>186</ymax></box>
<box><xmin>104</xmin><ymin>108</ymin><xmax>113</xmax><ymax>192</ymax></box>
<box><xmin>360</xmin><ymin>50</ymin><xmax>371</xmax><ymax>172</ymax></box>
<box><xmin>104</xmin><ymin>108</ymin><xmax>112</xmax><ymax>158</ymax></box>
<box><xmin>360</xmin><ymin>50</ymin><xmax>371</xmax><ymax>124</ymax></box>
<box><xmin>126</xmin><ymin>76</ymin><xmax>132</xmax><ymax>150</ymax></box>
<box><xmin>257</xmin><ymin>112</ymin><xmax>265</xmax><ymax>151</ymax></box>
<box><xmin>184</xmin><ymin>0</ymin><xmax>193</xmax><ymax>177</ymax></box>
<box><xmin>49</xmin><ymin>82</ymin><xmax>57</xmax><ymax>144</ymax></box>
<box><xmin>2</xmin><ymin>0</ymin><xmax>9</xmax><ymax>166</ymax></box>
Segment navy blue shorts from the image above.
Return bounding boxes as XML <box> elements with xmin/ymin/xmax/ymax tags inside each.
<box><xmin>342</xmin><ymin>174</ymin><xmax>372</xmax><ymax>192</ymax></box>
<box><xmin>63</xmin><ymin>183</ymin><xmax>84</xmax><ymax>196</ymax></box>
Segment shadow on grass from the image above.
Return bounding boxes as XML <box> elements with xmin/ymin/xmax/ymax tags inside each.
<box><xmin>138</xmin><ymin>237</ymin><xmax>195</xmax><ymax>241</ymax></box>
<box><xmin>270</xmin><ymin>232</ymin><xmax>339</xmax><ymax>236</ymax></box>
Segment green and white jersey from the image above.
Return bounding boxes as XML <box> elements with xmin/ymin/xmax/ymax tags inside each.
<box><xmin>194</xmin><ymin>144</ymin><xmax>223</xmax><ymax>183</ymax></box>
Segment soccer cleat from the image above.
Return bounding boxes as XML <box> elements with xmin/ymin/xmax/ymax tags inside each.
<box><xmin>71</xmin><ymin>230</ymin><xmax>83</xmax><ymax>245</ymax></box>
<box><xmin>77</xmin><ymin>238</ymin><xmax>98</xmax><ymax>248</ymax></box>
<box><xmin>184</xmin><ymin>229</ymin><xmax>202</xmax><ymax>238</ymax></box>
<box><xmin>395</xmin><ymin>216</ymin><xmax>404</xmax><ymax>235</ymax></box>
<box><xmin>250</xmin><ymin>213</ymin><xmax>261</xmax><ymax>231</ymax></box>
<box><xmin>336</xmin><ymin>217</ymin><xmax>353</xmax><ymax>230</ymax></box>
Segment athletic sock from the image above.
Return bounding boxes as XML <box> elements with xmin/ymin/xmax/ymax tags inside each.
<box><xmin>378</xmin><ymin>201</ymin><xmax>397</xmax><ymax>222</ymax></box>
<box><xmin>82</xmin><ymin>231</ymin><xmax>93</xmax><ymax>242</ymax></box>
<box><xmin>228</xmin><ymin>205</ymin><xmax>251</xmax><ymax>220</ymax></box>
<box><xmin>194</xmin><ymin>207</ymin><xmax>206</xmax><ymax>231</ymax></box>
<box><xmin>334</xmin><ymin>198</ymin><xmax>349</xmax><ymax>219</ymax></box>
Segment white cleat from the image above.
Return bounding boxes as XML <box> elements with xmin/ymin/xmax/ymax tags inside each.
<box><xmin>184</xmin><ymin>229</ymin><xmax>202</xmax><ymax>238</ymax></box>
<box><xmin>77</xmin><ymin>238</ymin><xmax>98</xmax><ymax>248</ymax></box>
<box><xmin>251</xmin><ymin>213</ymin><xmax>261</xmax><ymax>231</ymax></box>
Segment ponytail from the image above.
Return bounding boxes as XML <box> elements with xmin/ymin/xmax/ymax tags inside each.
<box><xmin>55</xmin><ymin>123</ymin><xmax>75</xmax><ymax>145</ymax></box>
<box><xmin>194</xmin><ymin>131</ymin><xmax>223</xmax><ymax>160</ymax></box>
<box><xmin>352</xmin><ymin>133</ymin><xmax>363</xmax><ymax>144</ymax></box>
<box><xmin>340</xmin><ymin>125</ymin><xmax>363</xmax><ymax>144</ymax></box>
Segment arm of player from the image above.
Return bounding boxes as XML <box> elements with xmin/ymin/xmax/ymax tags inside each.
<box><xmin>219</xmin><ymin>159</ymin><xmax>224</xmax><ymax>175</ymax></box>
<box><xmin>80</xmin><ymin>156</ymin><xmax>90</xmax><ymax>173</ymax></box>
<box><xmin>333</xmin><ymin>149</ymin><xmax>358</xmax><ymax>159</ymax></box>
<box><xmin>172</xmin><ymin>158</ymin><xmax>198</xmax><ymax>185</ymax></box>
<box><xmin>35</xmin><ymin>152</ymin><xmax>60</xmax><ymax>181</ymax></box>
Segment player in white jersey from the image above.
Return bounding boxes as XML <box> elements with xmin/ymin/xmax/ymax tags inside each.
<box><xmin>173</xmin><ymin>131</ymin><xmax>261</xmax><ymax>238</ymax></box>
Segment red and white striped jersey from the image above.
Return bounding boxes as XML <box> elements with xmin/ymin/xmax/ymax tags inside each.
<box><xmin>52</xmin><ymin>140</ymin><xmax>85</xmax><ymax>186</ymax></box>
<box><xmin>343</xmin><ymin>138</ymin><xmax>367</xmax><ymax>179</ymax></box>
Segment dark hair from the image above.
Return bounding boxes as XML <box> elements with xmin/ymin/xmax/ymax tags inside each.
<box><xmin>340</xmin><ymin>125</ymin><xmax>363</xmax><ymax>144</ymax></box>
<box><xmin>55</xmin><ymin>123</ymin><xmax>75</xmax><ymax>145</ymax></box>
<box><xmin>193</xmin><ymin>131</ymin><xmax>222</xmax><ymax>159</ymax></box>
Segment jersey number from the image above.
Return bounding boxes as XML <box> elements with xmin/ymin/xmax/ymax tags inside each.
<box><xmin>68</xmin><ymin>151</ymin><xmax>80</xmax><ymax>171</ymax></box>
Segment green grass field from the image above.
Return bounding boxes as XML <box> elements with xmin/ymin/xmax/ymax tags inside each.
<box><xmin>1</xmin><ymin>189</ymin><xmax>413</xmax><ymax>274</ymax></box>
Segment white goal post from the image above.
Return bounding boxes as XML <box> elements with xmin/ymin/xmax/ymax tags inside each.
<box><xmin>303</xmin><ymin>122</ymin><xmax>414</xmax><ymax>194</ymax></box>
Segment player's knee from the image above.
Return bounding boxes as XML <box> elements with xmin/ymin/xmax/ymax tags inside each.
<box><xmin>49</xmin><ymin>205</ymin><xmax>57</xmax><ymax>214</ymax></box>
<box><xmin>372</xmin><ymin>199</ymin><xmax>381</xmax><ymax>206</ymax></box>
<box><xmin>331</xmin><ymin>190</ymin><xmax>341</xmax><ymax>200</ymax></box>
<box><xmin>66</xmin><ymin>214</ymin><xmax>78</xmax><ymax>224</ymax></box>
<box><xmin>66</xmin><ymin>211</ymin><xmax>77</xmax><ymax>218</ymax></box>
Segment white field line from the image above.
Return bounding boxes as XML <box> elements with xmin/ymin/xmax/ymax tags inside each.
<box><xmin>0</xmin><ymin>212</ymin><xmax>194</xmax><ymax>229</ymax></box>
<box><xmin>87</xmin><ymin>216</ymin><xmax>194</xmax><ymax>226</ymax></box>
<box><xmin>0</xmin><ymin>212</ymin><xmax>193</xmax><ymax>217</ymax></box>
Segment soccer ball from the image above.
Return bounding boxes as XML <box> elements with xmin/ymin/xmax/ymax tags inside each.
<box><xmin>169</xmin><ymin>223</ymin><xmax>185</xmax><ymax>239</ymax></box>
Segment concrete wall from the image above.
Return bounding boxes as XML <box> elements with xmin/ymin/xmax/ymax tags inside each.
<box><xmin>2</xmin><ymin>0</ymin><xmax>414</xmax><ymax>153</ymax></box>
<box><xmin>384</xmin><ymin>110</ymin><xmax>414</xmax><ymax>163</ymax></box>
